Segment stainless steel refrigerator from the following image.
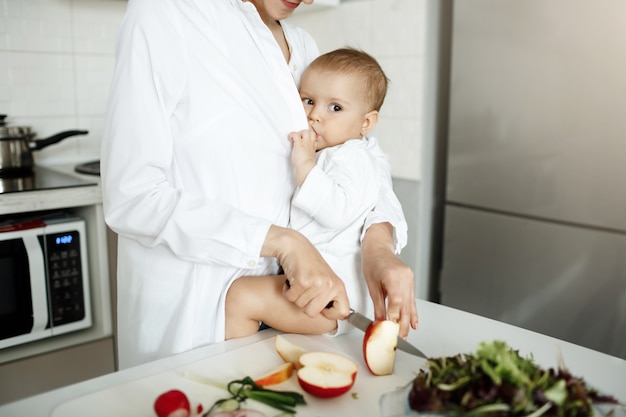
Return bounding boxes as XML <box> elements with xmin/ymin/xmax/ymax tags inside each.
<box><xmin>434</xmin><ymin>0</ymin><xmax>626</xmax><ymax>359</ymax></box>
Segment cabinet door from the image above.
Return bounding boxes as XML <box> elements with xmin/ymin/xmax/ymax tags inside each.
<box><xmin>446</xmin><ymin>0</ymin><xmax>626</xmax><ymax>231</ymax></box>
<box><xmin>440</xmin><ymin>205</ymin><xmax>626</xmax><ymax>359</ymax></box>
<box><xmin>0</xmin><ymin>338</ymin><xmax>115</xmax><ymax>404</ymax></box>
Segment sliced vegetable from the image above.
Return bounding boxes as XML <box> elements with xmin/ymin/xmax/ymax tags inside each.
<box><xmin>154</xmin><ymin>389</ymin><xmax>191</xmax><ymax>417</ymax></box>
<box><xmin>185</xmin><ymin>372</ymin><xmax>305</xmax><ymax>416</ymax></box>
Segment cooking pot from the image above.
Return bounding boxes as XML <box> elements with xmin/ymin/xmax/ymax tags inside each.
<box><xmin>0</xmin><ymin>115</ymin><xmax>88</xmax><ymax>176</ymax></box>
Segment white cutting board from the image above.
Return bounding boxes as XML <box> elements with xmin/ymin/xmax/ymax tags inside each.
<box><xmin>51</xmin><ymin>333</ymin><xmax>427</xmax><ymax>417</ymax></box>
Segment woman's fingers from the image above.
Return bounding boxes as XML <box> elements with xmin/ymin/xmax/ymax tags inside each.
<box><xmin>283</xmin><ymin>272</ymin><xmax>349</xmax><ymax>320</ymax></box>
<box><xmin>265</xmin><ymin>226</ymin><xmax>350</xmax><ymax>321</ymax></box>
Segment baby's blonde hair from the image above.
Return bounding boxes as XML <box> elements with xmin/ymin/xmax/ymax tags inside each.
<box><xmin>307</xmin><ymin>47</ymin><xmax>389</xmax><ymax>111</ymax></box>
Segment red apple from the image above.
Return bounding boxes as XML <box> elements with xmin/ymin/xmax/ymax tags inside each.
<box><xmin>363</xmin><ymin>319</ymin><xmax>400</xmax><ymax>376</ymax></box>
<box><xmin>154</xmin><ymin>389</ymin><xmax>191</xmax><ymax>417</ymax></box>
<box><xmin>274</xmin><ymin>335</ymin><xmax>306</xmax><ymax>369</ymax></box>
<box><xmin>296</xmin><ymin>351</ymin><xmax>358</xmax><ymax>398</ymax></box>
<box><xmin>253</xmin><ymin>361</ymin><xmax>294</xmax><ymax>386</ymax></box>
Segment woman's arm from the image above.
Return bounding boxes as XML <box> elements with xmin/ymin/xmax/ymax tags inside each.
<box><xmin>362</xmin><ymin>222</ymin><xmax>418</xmax><ymax>338</ymax></box>
<box><xmin>360</xmin><ymin>135</ymin><xmax>417</xmax><ymax>338</ymax></box>
<box><xmin>102</xmin><ymin>5</ymin><xmax>284</xmax><ymax>269</ymax></box>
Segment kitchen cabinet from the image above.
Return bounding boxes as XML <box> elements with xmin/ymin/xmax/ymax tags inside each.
<box><xmin>0</xmin><ymin>164</ymin><xmax>115</xmax><ymax>404</ymax></box>
<box><xmin>0</xmin><ymin>338</ymin><xmax>115</xmax><ymax>405</ymax></box>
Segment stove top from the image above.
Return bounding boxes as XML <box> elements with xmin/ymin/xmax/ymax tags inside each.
<box><xmin>0</xmin><ymin>166</ymin><xmax>97</xmax><ymax>194</ymax></box>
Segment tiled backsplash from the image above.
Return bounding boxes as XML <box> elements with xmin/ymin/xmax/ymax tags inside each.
<box><xmin>0</xmin><ymin>0</ymin><xmax>125</xmax><ymax>166</ymax></box>
<box><xmin>0</xmin><ymin>0</ymin><xmax>425</xmax><ymax>180</ymax></box>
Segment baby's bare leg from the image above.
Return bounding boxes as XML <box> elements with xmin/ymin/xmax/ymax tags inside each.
<box><xmin>225</xmin><ymin>275</ymin><xmax>337</xmax><ymax>340</ymax></box>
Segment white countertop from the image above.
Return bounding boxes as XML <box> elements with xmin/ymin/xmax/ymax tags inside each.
<box><xmin>1</xmin><ymin>299</ymin><xmax>624</xmax><ymax>416</ymax></box>
<box><xmin>0</xmin><ymin>163</ymin><xmax>102</xmax><ymax>216</ymax></box>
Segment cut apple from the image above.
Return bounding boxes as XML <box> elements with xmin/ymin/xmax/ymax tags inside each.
<box><xmin>297</xmin><ymin>351</ymin><xmax>358</xmax><ymax>398</ymax></box>
<box><xmin>363</xmin><ymin>319</ymin><xmax>400</xmax><ymax>376</ymax></box>
<box><xmin>275</xmin><ymin>335</ymin><xmax>306</xmax><ymax>369</ymax></box>
<box><xmin>253</xmin><ymin>361</ymin><xmax>294</xmax><ymax>386</ymax></box>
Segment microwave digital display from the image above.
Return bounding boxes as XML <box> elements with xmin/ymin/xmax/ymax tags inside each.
<box><xmin>55</xmin><ymin>234</ymin><xmax>74</xmax><ymax>245</ymax></box>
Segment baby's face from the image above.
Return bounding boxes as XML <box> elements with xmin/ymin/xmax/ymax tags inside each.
<box><xmin>299</xmin><ymin>68</ymin><xmax>372</xmax><ymax>151</ymax></box>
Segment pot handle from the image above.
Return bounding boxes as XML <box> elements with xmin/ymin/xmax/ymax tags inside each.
<box><xmin>32</xmin><ymin>130</ymin><xmax>89</xmax><ymax>150</ymax></box>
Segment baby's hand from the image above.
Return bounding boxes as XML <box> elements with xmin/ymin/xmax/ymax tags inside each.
<box><xmin>289</xmin><ymin>129</ymin><xmax>316</xmax><ymax>165</ymax></box>
<box><xmin>288</xmin><ymin>129</ymin><xmax>316</xmax><ymax>145</ymax></box>
<box><xmin>289</xmin><ymin>130</ymin><xmax>317</xmax><ymax>186</ymax></box>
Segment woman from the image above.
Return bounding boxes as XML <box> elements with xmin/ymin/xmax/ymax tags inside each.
<box><xmin>101</xmin><ymin>0</ymin><xmax>418</xmax><ymax>369</ymax></box>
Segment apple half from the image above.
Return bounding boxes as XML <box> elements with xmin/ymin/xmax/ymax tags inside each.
<box><xmin>274</xmin><ymin>335</ymin><xmax>306</xmax><ymax>369</ymax></box>
<box><xmin>296</xmin><ymin>351</ymin><xmax>358</xmax><ymax>398</ymax></box>
<box><xmin>363</xmin><ymin>320</ymin><xmax>400</xmax><ymax>376</ymax></box>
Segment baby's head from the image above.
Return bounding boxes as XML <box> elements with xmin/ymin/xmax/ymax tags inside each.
<box><xmin>299</xmin><ymin>48</ymin><xmax>389</xmax><ymax>148</ymax></box>
<box><xmin>306</xmin><ymin>48</ymin><xmax>389</xmax><ymax>112</ymax></box>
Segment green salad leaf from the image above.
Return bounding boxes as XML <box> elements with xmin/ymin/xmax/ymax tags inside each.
<box><xmin>408</xmin><ymin>340</ymin><xmax>621</xmax><ymax>417</ymax></box>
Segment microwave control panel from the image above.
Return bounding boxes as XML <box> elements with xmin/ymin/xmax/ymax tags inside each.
<box><xmin>40</xmin><ymin>230</ymin><xmax>86</xmax><ymax>327</ymax></box>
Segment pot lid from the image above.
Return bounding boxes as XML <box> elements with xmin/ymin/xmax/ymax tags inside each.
<box><xmin>0</xmin><ymin>126</ymin><xmax>34</xmax><ymax>139</ymax></box>
<box><xmin>0</xmin><ymin>115</ymin><xmax>34</xmax><ymax>140</ymax></box>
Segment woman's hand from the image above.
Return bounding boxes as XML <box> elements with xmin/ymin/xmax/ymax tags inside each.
<box><xmin>362</xmin><ymin>222</ymin><xmax>418</xmax><ymax>338</ymax></box>
<box><xmin>262</xmin><ymin>225</ymin><xmax>350</xmax><ymax>321</ymax></box>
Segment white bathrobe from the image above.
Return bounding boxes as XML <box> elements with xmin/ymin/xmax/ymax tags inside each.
<box><xmin>101</xmin><ymin>0</ymin><xmax>408</xmax><ymax>369</ymax></box>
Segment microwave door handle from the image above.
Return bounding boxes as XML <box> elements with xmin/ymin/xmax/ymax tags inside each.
<box><xmin>24</xmin><ymin>234</ymin><xmax>50</xmax><ymax>333</ymax></box>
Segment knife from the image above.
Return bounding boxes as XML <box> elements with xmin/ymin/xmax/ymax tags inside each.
<box><xmin>346</xmin><ymin>309</ymin><xmax>428</xmax><ymax>359</ymax></box>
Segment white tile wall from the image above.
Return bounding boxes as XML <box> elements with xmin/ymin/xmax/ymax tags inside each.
<box><xmin>0</xmin><ymin>0</ymin><xmax>425</xmax><ymax>179</ymax></box>
<box><xmin>0</xmin><ymin>0</ymin><xmax>126</xmax><ymax>166</ymax></box>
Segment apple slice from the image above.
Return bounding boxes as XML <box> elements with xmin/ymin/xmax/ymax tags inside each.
<box><xmin>275</xmin><ymin>335</ymin><xmax>306</xmax><ymax>369</ymax></box>
<box><xmin>253</xmin><ymin>361</ymin><xmax>294</xmax><ymax>386</ymax></box>
<box><xmin>297</xmin><ymin>351</ymin><xmax>358</xmax><ymax>398</ymax></box>
<box><xmin>154</xmin><ymin>389</ymin><xmax>191</xmax><ymax>417</ymax></box>
<box><xmin>363</xmin><ymin>319</ymin><xmax>400</xmax><ymax>376</ymax></box>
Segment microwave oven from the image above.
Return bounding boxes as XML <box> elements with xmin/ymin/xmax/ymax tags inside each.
<box><xmin>0</xmin><ymin>213</ymin><xmax>92</xmax><ymax>349</ymax></box>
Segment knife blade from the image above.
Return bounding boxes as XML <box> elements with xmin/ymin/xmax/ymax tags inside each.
<box><xmin>346</xmin><ymin>309</ymin><xmax>428</xmax><ymax>359</ymax></box>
